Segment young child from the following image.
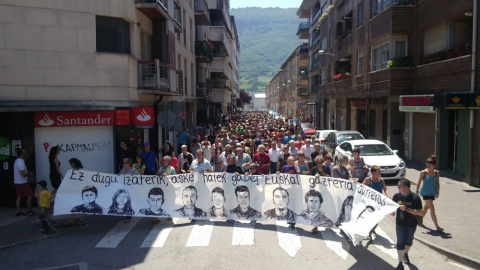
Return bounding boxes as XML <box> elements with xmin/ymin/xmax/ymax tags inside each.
<box><xmin>35</xmin><ymin>180</ymin><xmax>57</xmax><ymax>233</ymax></box>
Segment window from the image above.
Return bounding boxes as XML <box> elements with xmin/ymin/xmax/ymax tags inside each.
<box><xmin>395</xmin><ymin>40</ymin><xmax>406</xmax><ymax>57</ymax></box>
<box><xmin>372</xmin><ymin>0</ymin><xmax>390</xmax><ymax>17</ymax></box>
<box><xmin>357</xmin><ymin>3</ymin><xmax>364</xmax><ymax>27</ymax></box>
<box><xmin>96</xmin><ymin>16</ymin><xmax>130</xmax><ymax>54</ymax></box>
<box><xmin>357</xmin><ymin>51</ymin><xmax>363</xmax><ymax>75</ymax></box>
<box><xmin>320</xmin><ymin>69</ymin><xmax>326</xmax><ymax>85</ymax></box>
<box><xmin>372</xmin><ymin>43</ymin><xmax>390</xmax><ymax>71</ymax></box>
<box><xmin>424</xmin><ymin>23</ymin><xmax>447</xmax><ymax>54</ymax></box>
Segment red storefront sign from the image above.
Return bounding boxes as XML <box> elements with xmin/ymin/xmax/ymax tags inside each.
<box><xmin>401</xmin><ymin>95</ymin><xmax>433</xmax><ymax>106</ymax></box>
<box><xmin>35</xmin><ymin>111</ymin><xmax>114</xmax><ymax>127</ymax></box>
<box><xmin>115</xmin><ymin>109</ymin><xmax>131</xmax><ymax>125</ymax></box>
<box><xmin>131</xmin><ymin>107</ymin><xmax>154</xmax><ymax>126</ymax></box>
<box><xmin>350</xmin><ymin>99</ymin><xmax>367</xmax><ymax>107</ymax></box>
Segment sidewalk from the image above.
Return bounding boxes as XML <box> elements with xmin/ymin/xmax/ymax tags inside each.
<box><xmin>386</xmin><ymin>162</ymin><xmax>480</xmax><ymax>269</ymax></box>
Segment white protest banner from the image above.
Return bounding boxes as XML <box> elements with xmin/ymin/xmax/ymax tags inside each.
<box><xmin>54</xmin><ymin>169</ymin><xmax>397</xmax><ymax>245</ymax></box>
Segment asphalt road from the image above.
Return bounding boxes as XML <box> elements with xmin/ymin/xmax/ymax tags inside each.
<box><xmin>0</xmin><ymin>215</ymin><xmax>472</xmax><ymax>270</ymax></box>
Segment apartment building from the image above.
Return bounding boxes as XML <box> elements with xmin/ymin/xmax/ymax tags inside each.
<box><xmin>0</xmin><ymin>0</ymin><xmax>230</xmax><ymax>205</ymax></box>
<box><xmin>194</xmin><ymin>0</ymin><xmax>240</xmax><ymax>123</ymax></box>
<box><xmin>297</xmin><ymin>0</ymin><xmax>479</xmax><ymax>185</ymax></box>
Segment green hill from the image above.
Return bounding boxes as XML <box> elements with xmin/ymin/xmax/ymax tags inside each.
<box><xmin>230</xmin><ymin>7</ymin><xmax>305</xmax><ymax>93</ymax></box>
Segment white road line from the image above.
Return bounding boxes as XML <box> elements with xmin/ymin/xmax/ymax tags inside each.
<box><xmin>232</xmin><ymin>220</ymin><xmax>255</xmax><ymax>246</ymax></box>
<box><xmin>321</xmin><ymin>228</ymin><xmax>350</xmax><ymax>260</ymax></box>
<box><xmin>275</xmin><ymin>221</ymin><xmax>302</xmax><ymax>258</ymax></box>
<box><xmin>140</xmin><ymin>218</ymin><xmax>179</xmax><ymax>248</ymax></box>
<box><xmin>185</xmin><ymin>220</ymin><xmax>215</xmax><ymax>247</ymax></box>
<box><xmin>95</xmin><ymin>218</ymin><xmax>141</xmax><ymax>248</ymax></box>
<box><xmin>371</xmin><ymin>226</ymin><xmax>398</xmax><ymax>260</ymax></box>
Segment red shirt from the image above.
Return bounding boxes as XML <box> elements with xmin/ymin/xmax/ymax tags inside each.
<box><xmin>294</xmin><ymin>141</ymin><xmax>305</xmax><ymax>150</ymax></box>
<box><xmin>253</xmin><ymin>152</ymin><xmax>271</xmax><ymax>174</ymax></box>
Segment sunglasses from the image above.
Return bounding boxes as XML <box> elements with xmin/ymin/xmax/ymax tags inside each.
<box><xmin>298</xmin><ymin>154</ymin><xmax>305</xmax><ymax>157</ymax></box>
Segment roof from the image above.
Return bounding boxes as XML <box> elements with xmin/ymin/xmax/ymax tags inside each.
<box><xmin>254</xmin><ymin>94</ymin><xmax>266</xmax><ymax>98</ymax></box>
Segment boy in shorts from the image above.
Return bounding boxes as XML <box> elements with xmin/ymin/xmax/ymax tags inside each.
<box><xmin>35</xmin><ymin>181</ymin><xmax>57</xmax><ymax>233</ymax></box>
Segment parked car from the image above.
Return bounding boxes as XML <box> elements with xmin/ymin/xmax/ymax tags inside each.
<box><xmin>312</xmin><ymin>129</ymin><xmax>337</xmax><ymax>145</ymax></box>
<box><xmin>300</xmin><ymin>122</ymin><xmax>316</xmax><ymax>138</ymax></box>
<box><xmin>323</xmin><ymin>131</ymin><xmax>365</xmax><ymax>158</ymax></box>
<box><xmin>333</xmin><ymin>139</ymin><xmax>406</xmax><ymax>180</ymax></box>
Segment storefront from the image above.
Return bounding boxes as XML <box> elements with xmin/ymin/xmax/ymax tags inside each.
<box><xmin>34</xmin><ymin>111</ymin><xmax>116</xmax><ymax>189</ymax></box>
<box><xmin>399</xmin><ymin>95</ymin><xmax>436</xmax><ymax>164</ymax></box>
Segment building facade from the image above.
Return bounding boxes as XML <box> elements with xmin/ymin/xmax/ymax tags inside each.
<box><xmin>0</xmin><ymin>0</ymin><xmax>240</xmax><ymax>206</ymax></box>
<box><xmin>296</xmin><ymin>0</ymin><xmax>479</xmax><ymax>186</ymax></box>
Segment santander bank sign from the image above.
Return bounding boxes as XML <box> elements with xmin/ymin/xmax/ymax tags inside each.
<box><xmin>35</xmin><ymin>111</ymin><xmax>115</xmax><ymax>128</ymax></box>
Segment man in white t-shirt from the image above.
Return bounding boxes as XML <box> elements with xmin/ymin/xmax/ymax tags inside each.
<box><xmin>300</xmin><ymin>139</ymin><xmax>315</xmax><ymax>163</ymax></box>
<box><xmin>14</xmin><ymin>148</ymin><xmax>35</xmax><ymax>217</ymax></box>
<box><xmin>268</xmin><ymin>142</ymin><xmax>280</xmax><ymax>173</ymax></box>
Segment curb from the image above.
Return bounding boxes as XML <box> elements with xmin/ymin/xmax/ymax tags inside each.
<box><xmin>414</xmin><ymin>234</ymin><xmax>480</xmax><ymax>269</ymax></box>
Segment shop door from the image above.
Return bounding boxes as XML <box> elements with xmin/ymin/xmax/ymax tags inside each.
<box><xmin>443</xmin><ymin>110</ymin><xmax>467</xmax><ymax>176</ymax></box>
<box><xmin>412</xmin><ymin>113</ymin><xmax>435</xmax><ymax>163</ymax></box>
<box><xmin>357</xmin><ymin>109</ymin><xmax>367</xmax><ymax>137</ymax></box>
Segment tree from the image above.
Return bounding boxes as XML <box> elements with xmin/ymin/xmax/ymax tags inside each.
<box><xmin>238</xmin><ymin>89</ymin><xmax>252</xmax><ymax>108</ymax></box>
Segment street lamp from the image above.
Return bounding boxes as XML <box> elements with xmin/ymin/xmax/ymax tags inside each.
<box><xmin>316</xmin><ymin>49</ymin><xmax>335</xmax><ymax>58</ymax></box>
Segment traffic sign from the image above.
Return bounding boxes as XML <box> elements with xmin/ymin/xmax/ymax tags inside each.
<box><xmin>296</xmin><ymin>108</ymin><xmax>303</xmax><ymax>114</ymax></box>
<box><xmin>297</xmin><ymin>102</ymin><xmax>304</xmax><ymax>108</ymax></box>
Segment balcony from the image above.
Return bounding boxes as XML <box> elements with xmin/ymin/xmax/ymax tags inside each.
<box><xmin>209</xmin><ymin>27</ymin><xmax>231</xmax><ymax>57</ymax></box>
<box><xmin>195</xmin><ymin>41</ymin><xmax>214</xmax><ymax>63</ymax></box>
<box><xmin>417</xmin><ymin>54</ymin><xmax>471</xmax><ymax>93</ymax></box>
<box><xmin>297</xmin><ymin>66</ymin><xmax>308</xmax><ymax>75</ymax></box>
<box><xmin>194</xmin><ymin>0</ymin><xmax>210</xmax><ymax>25</ymax></box>
<box><xmin>176</xmin><ymin>70</ymin><xmax>184</xmax><ymax>94</ymax></box>
<box><xmin>135</xmin><ymin>0</ymin><xmax>168</xmax><ymax>20</ymax></box>
<box><xmin>173</xmin><ymin>2</ymin><xmax>182</xmax><ymax>33</ymax></box>
<box><xmin>369</xmin><ymin>67</ymin><xmax>414</xmax><ymax>97</ymax></box>
<box><xmin>311</xmin><ymin>36</ymin><xmax>320</xmax><ymax>48</ymax></box>
<box><xmin>297</xmin><ymin>22</ymin><xmax>309</xmax><ymax>39</ymax></box>
<box><xmin>336</xmin><ymin>34</ymin><xmax>352</xmax><ymax>61</ymax></box>
<box><xmin>196</xmin><ymin>83</ymin><xmax>210</xmax><ymax>97</ymax></box>
<box><xmin>369</xmin><ymin>4</ymin><xmax>415</xmax><ymax>40</ymax></box>
<box><xmin>298</xmin><ymin>88</ymin><xmax>308</xmax><ymax>96</ymax></box>
<box><xmin>138</xmin><ymin>60</ymin><xmax>183</xmax><ymax>95</ymax></box>
<box><xmin>298</xmin><ymin>44</ymin><xmax>308</xmax><ymax>53</ymax></box>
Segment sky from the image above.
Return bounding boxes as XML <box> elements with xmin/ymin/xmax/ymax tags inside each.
<box><xmin>230</xmin><ymin>0</ymin><xmax>303</xmax><ymax>9</ymax></box>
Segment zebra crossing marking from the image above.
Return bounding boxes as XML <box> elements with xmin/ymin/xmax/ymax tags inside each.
<box><xmin>185</xmin><ymin>220</ymin><xmax>215</xmax><ymax>247</ymax></box>
<box><xmin>95</xmin><ymin>218</ymin><xmax>141</xmax><ymax>248</ymax></box>
<box><xmin>371</xmin><ymin>227</ymin><xmax>398</xmax><ymax>260</ymax></box>
<box><xmin>275</xmin><ymin>221</ymin><xmax>302</xmax><ymax>257</ymax></box>
<box><xmin>321</xmin><ymin>228</ymin><xmax>350</xmax><ymax>260</ymax></box>
<box><xmin>232</xmin><ymin>220</ymin><xmax>255</xmax><ymax>246</ymax></box>
<box><xmin>140</xmin><ymin>218</ymin><xmax>179</xmax><ymax>248</ymax></box>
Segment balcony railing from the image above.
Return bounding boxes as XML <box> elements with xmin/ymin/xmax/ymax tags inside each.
<box><xmin>297</xmin><ymin>88</ymin><xmax>308</xmax><ymax>96</ymax></box>
<box><xmin>311</xmin><ymin>58</ymin><xmax>319</xmax><ymax>71</ymax></box>
<box><xmin>297</xmin><ymin>22</ymin><xmax>309</xmax><ymax>39</ymax></box>
<box><xmin>197</xmin><ymin>83</ymin><xmax>210</xmax><ymax>96</ymax></box>
<box><xmin>138</xmin><ymin>60</ymin><xmax>169</xmax><ymax>90</ymax></box>
<box><xmin>298</xmin><ymin>44</ymin><xmax>308</xmax><ymax>53</ymax></box>
<box><xmin>311</xmin><ymin>36</ymin><xmax>320</xmax><ymax>47</ymax></box>
<box><xmin>213</xmin><ymin>51</ymin><xmax>227</xmax><ymax>58</ymax></box>
<box><xmin>176</xmin><ymin>70</ymin><xmax>184</xmax><ymax>94</ymax></box>
<box><xmin>194</xmin><ymin>0</ymin><xmax>210</xmax><ymax>25</ymax></box>
<box><xmin>135</xmin><ymin>0</ymin><xmax>168</xmax><ymax>10</ymax></box>
<box><xmin>173</xmin><ymin>2</ymin><xmax>182</xmax><ymax>32</ymax></box>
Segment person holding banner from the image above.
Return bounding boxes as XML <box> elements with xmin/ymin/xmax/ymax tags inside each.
<box><xmin>157</xmin><ymin>156</ymin><xmax>176</xmax><ymax>176</ymax></box>
<box><xmin>363</xmin><ymin>165</ymin><xmax>390</xmax><ymax>239</ymax></box>
<box><xmin>393</xmin><ymin>179</ymin><xmax>423</xmax><ymax>270</ymax></box>
<box><xmin>253</xmin><ymin>145</ymin><xmax>271</xmax><ymax>174</ymax></box>
<box><xmin>65</xmin><ymin>158</ymin><xmax>88</xmax><ymax>226</ymax></box>
<box><xmin>295</xmin><ymin>151</ymin><xmax>310</xmax><ymax>175</ymax></box>
<box><xmin>189</xmin><ymin>149</ymin><xmax>213</xmax><ymax>174</ymax></box>
<box><xmin>280</xmin><ymin>156</ymin><xmax>301</xmax><ymax>174</ymax></box>
<box><xmin>133</xmin><ymin>155</ymin><xmax>145</xmax><ymax>175</ymax></box>
<box><xmin>332</xmin><ymin>156</ymin><xmax>356</xmax><ymax>182</ymax></box>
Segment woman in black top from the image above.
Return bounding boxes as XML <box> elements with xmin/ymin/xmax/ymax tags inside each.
<box><xmin>48</xmin><ymin>146</ymin><xmax>63</xmax><ymax>191</ymax></box>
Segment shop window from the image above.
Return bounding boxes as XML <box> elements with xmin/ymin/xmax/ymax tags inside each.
<box><xmin>96</xmin><ymin>16</ymin><xmax>130</xmax><ymax>54</ymax></box>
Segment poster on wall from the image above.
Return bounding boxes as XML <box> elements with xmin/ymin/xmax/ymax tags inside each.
<box><xmin>54</xmin><ymin>170</ymin><xmax>398</xmax><ymax>245</ymax></box>
<box><xmin>34</xmin><ymin>126</ymin><xmax>115</xmax><ymax>192</ymax></box>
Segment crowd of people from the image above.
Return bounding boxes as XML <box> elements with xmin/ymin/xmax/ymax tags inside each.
<box><xmin>12</xmin><ymin>111</ymin><xmax>443</xmax><ymax>270</ymax></box>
